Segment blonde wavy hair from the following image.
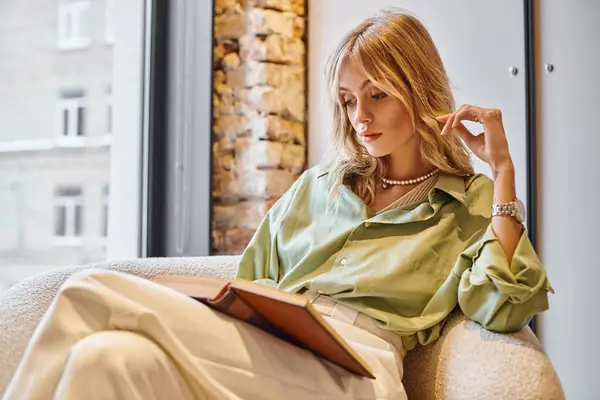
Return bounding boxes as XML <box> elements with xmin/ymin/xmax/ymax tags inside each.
<box><xmin>323</xmin><ymin>9</ymin><xmax>474</xmax><ymax>207</ymax></box>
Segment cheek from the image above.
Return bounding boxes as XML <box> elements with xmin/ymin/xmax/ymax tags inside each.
<box><xmin>387</xmin><ymin>104</ymin><xmax>413</xmax><ymax>133</ymax></box>
<box><xmin>345</xmin><ymin>108</ymin><xmax>358</xmax><ymax>130</ymax></box>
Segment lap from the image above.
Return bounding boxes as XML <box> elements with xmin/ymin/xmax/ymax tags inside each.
<box><xmin>59</xmin><ymin>331</ymin><xmax>198</xmax><ymax>400</ymax></box>
<box><xmin>58</xmin><ymin>270</ymin><xmax>407</xmax><ymax>399</ymax></box>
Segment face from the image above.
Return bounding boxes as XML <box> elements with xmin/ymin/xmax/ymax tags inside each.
<box><xmin>338</xmin><ymin>59</ymin><xmax>416</xmax><ymax>158</ymax></box>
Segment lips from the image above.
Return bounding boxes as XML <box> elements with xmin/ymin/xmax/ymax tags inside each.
<box><xmin>360</xmin><ymin>131</ymin><xmax>382</xmax><ymax>143</ymax></box>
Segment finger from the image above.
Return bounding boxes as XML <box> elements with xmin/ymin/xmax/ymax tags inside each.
<box><xmin>450</xmin><ymin>104</ymin><xmax>469</xmax><ymax>130</ymax></box>
<box><xmin>440</xmin><ymin>113</ymin><xmax>456</xmax><ymax>136</ymax></box>
<box><xmin>437</xmin><ymin>113</ymin><xmax>449</xmax><ymax>134</ymax></box>
<box><xmin>452</xmin><ymin>105</ymin><xmax>481</xmax><ymax>128</ymax></box>
<box><xmin>438</xmin><ymin>104</ymin><xmax>464</xmax><ymax>134</ymax></box>
<box><xmin>453</xmin><ymin>122</ymin><xmax>482</xmax><ymax>147</ymax></box>
<box><xmin>436</xmin><ymin>106</ymin><xmax>465</xmax><ymax>123</ymax></box>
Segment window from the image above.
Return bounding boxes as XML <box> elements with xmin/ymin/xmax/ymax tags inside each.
<box><xmin>57</xmin><ymin>1</ymin><xmax>91</xmax><ymax>51</ymax></box>
<box><xmin>101</xmin><ymin>185</ymin><xmax>109</xmax><ymax>237</ymax></box>
<box><xmin>1</xmin><ymin>0</ymin><xmax>147</xmax><ymax>293</ymax></box>
<box><xmin>57</xmin><ymin>89</ymin><xmax>86</xmax><ymax>141</ymax></box>
<box><xmin>105</xmin><ymin>0</ymin><xmax>115</xmax><ymax>45</ymax></box>
<box><xmin>54</xmin><ymin>186</ymin><xmax>84</xmax><ymax>243</ymax></box>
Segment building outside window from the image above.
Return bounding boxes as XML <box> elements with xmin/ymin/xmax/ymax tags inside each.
<box><xmin>0</xmin><ymin>0</ymin><xmax>124</xmax><ymax>292</ymax></box>
<box><xmin>57</xmin><ymin>0</ymin><xmax>92</xmax><ymax>51</ymax></box>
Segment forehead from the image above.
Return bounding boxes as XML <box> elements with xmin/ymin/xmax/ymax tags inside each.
<box><xmin>338</xmin><ymin>58</ymin><xmax>370</xmax><ymax>91</ymax></box>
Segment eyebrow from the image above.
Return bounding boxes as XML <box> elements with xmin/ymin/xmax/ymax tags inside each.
<box><xmin>339</xmin><ymin>79</ymin><xmax>371</xmax><ymax>93</ymax></box>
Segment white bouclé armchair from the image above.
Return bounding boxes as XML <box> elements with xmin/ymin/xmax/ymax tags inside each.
<box><xmin>0</xmin><ymin>256</ymin><xmax>564</xmax><ymax>399</ymax></box>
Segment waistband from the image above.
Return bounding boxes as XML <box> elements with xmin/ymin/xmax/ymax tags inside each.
<box><xmin>298</xmin><ymin>288</ymin><xmax>406</xmax><ymax>358</ymax></box>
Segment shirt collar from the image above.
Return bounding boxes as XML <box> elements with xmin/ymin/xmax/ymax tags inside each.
<box><xmin>316</xmin><ymin>167</ymin><xmax>470</xmax><ymax>207</ymax></box>
<box><xmin>317</xmin><ymin>170</ymin><xmax>329</xmax><ymax>179</ymax></box>
<box><xmin>430</xmin><ymin>172</ymin><xmax>468</xmax><ymax>207</ymax></box>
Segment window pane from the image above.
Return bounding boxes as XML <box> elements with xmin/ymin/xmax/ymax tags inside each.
<box><xmin>56</xmin><ymin>186</ymin><xmax>82</xmax><ymax>197</ymax></box>
<box><xmin>55</xmin><ymin>206</ymin><xmax>66</xmax><ymax>236</ymax></box>
<box><xmin>63</xmin><ymin>109</ymin><xmax>69</xmax><ymax>136</ymax></box>
<box><xmin>102</xmin><ymin>185</ymin><xmax>109</xmax><ymax>237</ymax></box>
<box><xmin>74</xmin><ymin>204</ymin><xmax>83</xmax><ymax>236</ymax></box>
<box><xmin>61</xmin><ymin>88</ymin><xmax>85</xmax><ymax>99</ymax></box>
<box><xmin>77</xmin><ymin>107</ymin><xmax>85</xmax><ymax>136</ymax></box>
<box><xmin>102</xmin><ymin>204</ymin><xmax>109</xmax><ymax>237</ymax></box>
<box><xmin>0</xmin><ymin>1</ymin><xmax>137</xmax><ymax>292</ymax></box>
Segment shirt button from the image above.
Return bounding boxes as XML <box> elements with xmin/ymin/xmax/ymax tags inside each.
<box><xmin>340</xmin><ymin>258</ymin><xmax>348</xmax><ymax>266</ymax></box>
<box><xmin>365</xmin><ymin>222</ymin><xmax>371</xmax><ymax>228</ymax></box>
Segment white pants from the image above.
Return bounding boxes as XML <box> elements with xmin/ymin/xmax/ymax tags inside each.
<box><xmin>3</xmin><ymin>270</ymin><xmax>407</xmax><ymax>400</ymax></box>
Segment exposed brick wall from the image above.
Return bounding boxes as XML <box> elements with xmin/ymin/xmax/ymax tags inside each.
<box><xmin>212</xmin><ymin>0</ymin><xmax>306</xmax><ymax>254</ymax></box>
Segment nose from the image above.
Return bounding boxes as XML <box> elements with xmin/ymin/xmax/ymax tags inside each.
<box><xmin>354</xmin><ymin>100</ymin><xmax>372</xmax><ymax>127</ymax></box>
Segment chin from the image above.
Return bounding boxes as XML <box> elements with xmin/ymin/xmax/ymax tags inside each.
<box><xmin>363</xmin><ymin>145</ymin><xmax>392</xmax><ymax>158</ymax></box>
<box><xmin>364</xmin><ymin>134</ymin><xmax>417</xmax><ymax>158</ymax></box>
<box><xmin>363</xmin><ymin>143</ymin><xmax>391</xmax><ymax>158</ymax></box>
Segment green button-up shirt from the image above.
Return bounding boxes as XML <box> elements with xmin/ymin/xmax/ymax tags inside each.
<box><xmin>236</xmin><ymin>166</ymin><xmax>553</xmax><ymax>350</ymax></box>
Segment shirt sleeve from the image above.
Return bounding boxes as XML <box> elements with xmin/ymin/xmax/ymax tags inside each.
<box><xmin>454</xmin><ymin>220</ymin><xmax>554</xmax><ymax>333</ymax></box>
<box><xmin>453</xmin><ymin>175</ymin><xmax>554</xmax><ymax>333</ymax></box>
<box><xmin>234</xmin><ymin>172</ymin><xmax>304</xmax><ymax>287</ymax></box>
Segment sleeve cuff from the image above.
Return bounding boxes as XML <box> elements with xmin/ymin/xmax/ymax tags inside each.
<box><xmin>455</xmin><ymin>225</ymin><xmax>554</xmax><ymax>304</ymax></box>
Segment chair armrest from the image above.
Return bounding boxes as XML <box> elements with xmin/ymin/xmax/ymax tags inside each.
<box><xmin>0</xmin><ymin>255</ymin><xmax>240</xmax><ymax>396</ymax></box>
<box><xmin>403</xmin><ymin>309</ymin><xmax>564</xmax><ymax>399</ymax></box>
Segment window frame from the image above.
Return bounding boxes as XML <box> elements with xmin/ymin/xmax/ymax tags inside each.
<box><xmin>57</xmin><ymin>0</ymin><xmax>92</xmax><ymax>51</ymax></box>
<box><xmin>106</xmin><ymin>0</ymin><xmax>152</xmax><ymax>259</ymax></box>
<box><xmin>55</xmin><ymin>94</ymin><xmax>87</xmax><ymax>146</ymax></box>
<box><xmin>53</xmin><ymin>186</ymin><xmax>84</xmax><ymax>246</ymax></box>
<box><xmin>145</xmin><ymin>0</ymin><xmax>214</xmax><ymax>258</ymax></box>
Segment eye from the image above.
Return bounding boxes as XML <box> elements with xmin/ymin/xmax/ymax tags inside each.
<box><xmin>342</xmin><ymin>98</ymin><xmax>357</xmax><ymax>108</ymax></box>
<box><xmin>372</xmin><ymin>92</ymin><xmax>388</xmax><ymax>100</ymax></box>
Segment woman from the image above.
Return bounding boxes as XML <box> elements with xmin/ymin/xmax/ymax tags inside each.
<box><xmin>4</xmin><ymin>9</ymin><xmax>552</xmax><ymax>400</ymax></box>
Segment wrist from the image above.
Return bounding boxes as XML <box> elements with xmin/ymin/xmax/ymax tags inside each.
<box><xmin>491</xmin><ymin>158</ymin><xmax>514</xmax><ymax>179</ymax></box>
<box><xmin>492</xmin><ymin>162</ymin><xmax>517</xmax><ymax>204</ymax></box>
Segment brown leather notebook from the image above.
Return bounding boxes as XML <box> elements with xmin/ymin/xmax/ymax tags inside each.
<box><xmin>153</xmin><ymin>275</ymin><xmax>375</xmax><ymax>379</ymax></box>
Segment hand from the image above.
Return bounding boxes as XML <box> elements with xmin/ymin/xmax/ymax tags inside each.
<box><xmin>436</xmin><ymin>104</ymin><xmax>512</xmax><ymax>173</ymax></box>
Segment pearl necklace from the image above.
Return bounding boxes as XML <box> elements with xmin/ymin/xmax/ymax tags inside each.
<box><xmin>381</xmin><ymin>169</ymin><xmax>439</xmax><ymax>189</ymax></box>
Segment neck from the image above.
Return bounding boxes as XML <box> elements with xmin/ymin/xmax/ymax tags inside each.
<box><xmin>385</xmin><ymin>139</ymin><xmax>432</xmax><ymax>180</ymax></box>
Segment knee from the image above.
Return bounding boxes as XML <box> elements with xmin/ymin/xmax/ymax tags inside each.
<box><xmin>59</xmin><ymin>269</ymin><xmax>133</xmax><ymax>299</ymax></box>
<box><xmin>59</xmin><ymin>269</ymin><xmax>110</xmax><ymax>295</ymax></box>
<box><xmin>63</xmin><ymin>269</ymin><xmax>119</xmax><ymax>287</ymax></box>
<box><xmin>66</xmin><ymin>331</ymin><xmax>163</xmax><ymax>375</ymax></box>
